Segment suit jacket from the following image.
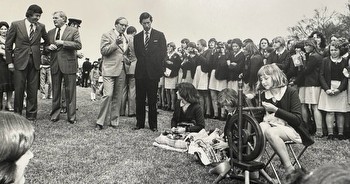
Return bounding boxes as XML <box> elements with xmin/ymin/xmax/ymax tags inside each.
<box><xmin>100</xmin><ymin>29</ymin><xmax>130</xmax><ymax>77</ymax></box>
<box><xmin>48</xmin><ymin>26</ymin><xmax>82</xmax><ymax>74</ymax></box>
<box><xmin>5</xmin><ymin>19</ymin><xmax>49</xmax><ymax>70</ymax></box>
<box><xmin>134</xmin><ymin>29</ymin><xmax>167</xmax><ymax>80</ymax></box>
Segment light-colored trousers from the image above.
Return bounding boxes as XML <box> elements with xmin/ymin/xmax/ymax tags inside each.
<box><xmin>40</xmin><ymin>66</ymin><xmax>52</xmax><ymax>98</ymax></box>
<box><xmin>96</xmin><ymin>72</ymin><xmax>126</xmax><ymax>126</ymax></box>
<box><xmin>120</xmin><ymin>75</ymin><xmax>136</xmax><ymax>116</ymax></box>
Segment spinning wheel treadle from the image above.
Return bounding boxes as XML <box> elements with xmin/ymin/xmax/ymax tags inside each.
<box><xmin>225</xmin><ymin>112</ymin><xmax>265</xmax><ymax>162</ymax></box>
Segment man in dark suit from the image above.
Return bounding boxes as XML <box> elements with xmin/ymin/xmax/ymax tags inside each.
<box><xmin>47</xmin><ymin>11</ymin><xmax>82</xmax><ymax>124</ymax></box>
<box><xmin>133</xmin><ymin>12</ymin><xmax>167</xmax><ymax>132</ymax></box>
<box><xmin>5</xmin><ymin>4</ymin><xmax>49</xmax><ymax>121</ymax></box>
<box><xmin>82</xmin><ymin>58</ymin><xmax>91</xmax><ymax>87</ymax></box>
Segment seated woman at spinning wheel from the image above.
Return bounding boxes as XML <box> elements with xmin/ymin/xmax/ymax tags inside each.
<box><xmin>257</xmin><ymin>64</ymin><xmax>314</xmax><ymax>174</ymax></box>
<box><xmin>171</xmin><ymin>82</ymin><xmax>205</xmax><ymax>134</ymax></box>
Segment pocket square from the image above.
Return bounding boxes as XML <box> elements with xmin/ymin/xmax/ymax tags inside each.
<box><xmin>153</xmin><ymin>40</ymin><xmax>158</xmax><ymax>42</ymax></box>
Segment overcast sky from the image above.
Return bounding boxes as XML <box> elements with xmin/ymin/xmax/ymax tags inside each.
<box><xmin>0</xmin><ymin>0</ymin><xmax>348</xmax><ymax>64</ymax></box>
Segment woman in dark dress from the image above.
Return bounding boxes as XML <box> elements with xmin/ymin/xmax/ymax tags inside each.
<box><xmin>171</xmin><ymin>82</ymin><xmax>205</xmax><ymax>133</ymax></box>
<box><xmin>0</xmin><ymin>21</ymin><xmax>14</xmax><ymax>111</ymax></box>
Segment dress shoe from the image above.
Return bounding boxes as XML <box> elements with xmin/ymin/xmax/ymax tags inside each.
<box><xmin>327</xmin><ymin>134</ymin><xmax>335</xmax><ymax>140</ymax></box>
<box><xmin>27</xmin><ymin>117</ymin><xmax>36</xmax><ymax>121</ymax></box>
<box><xmin>151</xmin><ymin>128</ymin><xmax>158</xmax><ymax>132</ymax></box>
<box><xmin>110</xmin><ymin>125</ymin><xmax>118</xmax><ymax>129</ymax></box>
<box><xmin>68</xmin><ymin>120</ymin><xmax>77</xmax><ymax>124</ymax></box>
<box><xmin>5</xmin><ymin>106</ymin><xmax>14</xmax><ymax>112</ymax></box>
<box><xmin>51</xmin><ymin>118</ymin><xmax>59</xmax><ymax>122</ymax></box>
<box><xmin>213</xmin><ymin>116</ymin><xmax>220</xmax><ymax>120</ymax></box>
<box><xmin>132</xmin><ymin>127</ymin><xmax>143</xmax><ymax>130</ymax></box>
<box><xmin>337</xmin><ymin>134</ymin><xmax>346</xmax><ymax>140</ymax></box>
<box><xmin>27</xmin><ymin>117</ymin><xmax>36</xmax><ymax>123</ymax></box>
<box><xmin>128</xmin><ymin>114</ymin><xmax>136</xmax><ymax>117</ymax></box>
<box><xmin>95</xmin><ymin>124</ymin><xmax>103</xmax><ymax>130</ymax></box>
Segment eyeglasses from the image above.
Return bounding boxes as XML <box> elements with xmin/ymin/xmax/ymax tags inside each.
<box><xmin>118</xmin><ymin>23</ymin><xmax>128</xmax><ymax>27</ymax></box>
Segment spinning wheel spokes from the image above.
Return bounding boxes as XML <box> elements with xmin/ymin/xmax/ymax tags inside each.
<box><xmin>225</xmin><ymin>113</ymin><xmax>265</xmax><ymax>162</ymax></box>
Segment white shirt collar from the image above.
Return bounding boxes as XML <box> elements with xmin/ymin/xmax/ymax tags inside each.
<box><xmin>331</xmin><ymin>57</ymin><xmax>342</xmax><ymax>64</ymax></box>
<box><xmin>144</xmin><ymin>28</ymin><xmax>152</xmax><ymax>35</ymax></box>
<box><xmin>275</xmin><ymin>47</ymin><xmax>286</xmax><ymax>55</ymax></box>
<box><xmin>113</xmin><ymin>28</ymin><xmax>123</xmax><ymax>36</ymax></box>
<box><xmin>234</xmin><ymin>50</ymin><xmax>242</xmax><ymax>57</ymax></box>
<box><xmin>264</xmin><ymin>86</ymin><xmax>287</xmax><ymax>102</ymax></box>
<box><xmin>168</xmin><ymin>51</ymin><xmax>175</xmax><ymax>58</ymax></box>
<box><xmin>25</xmin><ymin>19</ymin><xmax>36</xmax><ymax>37</ymax></box>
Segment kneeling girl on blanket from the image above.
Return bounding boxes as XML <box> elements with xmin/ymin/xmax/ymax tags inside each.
<box><xmin>171</xmin><ymin>82</ymin><xmax>205</xmax><ymax>134</ymax></box>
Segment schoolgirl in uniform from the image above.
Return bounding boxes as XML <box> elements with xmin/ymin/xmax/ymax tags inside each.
<box><xmin>227</xmin><ymin>38</ymin><xmax>245</xmax><ymax>92</ymax></box>
<box><xmin>208</xmin><ymin>42</ymin><xmax>228</xmax><ymax>119</ymax></box>
<box><xmin>164</xmin><ymin>42</ymin><xmax>182</xmax><ymax>111</ymax></box>
<box><xmin>192</xmin><ymin>39</ymin><xmax>211</xmax><ymax>117</ymax></box>
<box><xmin>318</xmin><ymin>40</ymin><xmax>350</xmax><ymax>140</ymax></box>
<box><xmin>295</xmin><ymin>38</ymin><xmax>323</xmax><ymax>137</ymax></box>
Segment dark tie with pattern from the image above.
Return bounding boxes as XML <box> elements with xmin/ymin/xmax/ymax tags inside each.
<box><xmin>29</xmin><ymin>24</ymin><xmax>34</xmax><ymax>40</ymax></box>
<box><xmin>56</xmin><ymin>28</ymin><xmax>61</xmax><ymax>40</ymax></box>
<box><xmin>145</xmin><ymin>31</ymin><xmax>149</xmax><ymax>50</ymax></box>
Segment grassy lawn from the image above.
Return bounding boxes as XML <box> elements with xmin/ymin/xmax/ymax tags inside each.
<box><xmin>25</xmin><ymin>87</ymin><xmax>350</xmax><ymax>184</ymax></box>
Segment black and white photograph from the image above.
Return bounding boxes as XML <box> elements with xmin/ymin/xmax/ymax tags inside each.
<box><xmin>0</xmin><ymin>0</ymin><xmax>350</xmax><ymax>183</ymax></box>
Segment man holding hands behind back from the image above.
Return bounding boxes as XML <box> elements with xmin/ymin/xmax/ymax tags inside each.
<box><xmin>47</xmin><ymin>11</ymin><xmax>82</xmax><ymax>124</ymax></box>
<box><xmin>133</xmin><ymin>12</ymin><xmax>167</xmax><ymax>132</ymax></box>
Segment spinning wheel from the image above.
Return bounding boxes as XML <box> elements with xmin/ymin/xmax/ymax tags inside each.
<box><xmin>214</xmin><ymin>77</ymin><xmax>267</xmax><ymax>184</ymax></box>
<box><xmin>224</xmin><ymin>112</ymin><xmax>265</xmax><ymax>162</ymax></box>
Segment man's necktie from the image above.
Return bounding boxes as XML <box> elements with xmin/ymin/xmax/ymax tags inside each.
<box><xmin>145</xmin><ymin>31</ymin><xmax>149</xmax><ymax>50</ymax></box>
<box><xmin>29</xmin><ymin>24</ymin><xmax>34</xmax><ymax>40</ymax></box>
<box><xmin>56</xmin><ymin>28</ymin><xmax>61</xmax><ymax>40</ymax></box>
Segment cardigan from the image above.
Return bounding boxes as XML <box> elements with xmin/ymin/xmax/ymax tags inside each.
<box><xmin>171</xmin><ymin>101</ymin><xmax>205</xmax><ymax>132</ymax></box>
<box><xmin>295</xmin><ymin>52</ymin><xmax>323</xmax><ymax>87</ymax></box>
<box><xmin>266</xmin><ymin>49</ymin><xmax>291</xmax><ymax>73</ymax></box>
<box><xmin>227</xmin><ymin>51</ymin><xmax>245</xmax><ymax>81</ymax></box>
<box><xmin>211</xmin><ymin>52</ymin><xmax>229</xmax><ymax>80</ymax></box>
<box><xmin>262</xmin><ymin>86</ymin><xmax>314</xmax><ymax>146</ymax></box>
<box><xmin>164</xmin><ymin>52</ymin><xmax>182</xmax><ymax>78</ymax></box>
<box><xmin>181</xmin><ymin>56</ymin><xmax>196</xmax><ymax>79</ymax></box>
<box><xmin>242</xmin><ymin>54</ymin><xmax>264</xmax><ymax>87</ymax></box>
<box><xmin>319</xmin><ymin>57</ymin><xmax>348</xmax><ymax>92</ymax></box>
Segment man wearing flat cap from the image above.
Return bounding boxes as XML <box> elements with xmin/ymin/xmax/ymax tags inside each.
<box><xmin>68</xmin><ymin>18</ymin><xmax>82</xmax><ymax>28</ymax></box>
<box><xmin>5</xmin><ymin>4</ymin><xmax>49</xmax><ymax>121</ymax></box>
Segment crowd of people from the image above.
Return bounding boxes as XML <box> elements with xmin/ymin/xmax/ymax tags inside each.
<box><xmin>1</xmin><ymin>3</ymin><xmax>350</xmax><ymax>183</ymax></box>
<box><xmin>158</xmin><ymin>32</ymin><xmax>350</xmax><ymax>141</ymax></box>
